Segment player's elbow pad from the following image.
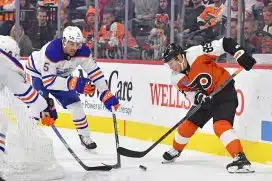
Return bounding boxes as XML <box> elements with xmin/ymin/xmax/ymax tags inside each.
<box><xmin>222</xmin><ymin>37</ymin><xmax>243</xmax><ymax>56</ymax></box>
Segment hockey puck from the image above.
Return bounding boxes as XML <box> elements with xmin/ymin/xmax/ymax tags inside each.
<box><xmin>139</xmin><ymin>165</ymin><xmax>147</xmax><ymax>171</ymax></box>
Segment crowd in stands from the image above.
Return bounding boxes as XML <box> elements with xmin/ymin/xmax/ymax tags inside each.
<box><xmin>0</xmin><ymin>0</ymin><xmax>271</xmax><ymax>60</ymax></box>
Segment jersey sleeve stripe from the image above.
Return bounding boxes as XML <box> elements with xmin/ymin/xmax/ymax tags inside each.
<box><xmin>24</xmin><ymin>92</ymin><xmax>39</xmax><ymax>104</ymax></box>
<box><xmin>87</xmin><ymin>67</ymin><xmax>100</xmax><ymax>77</ymax></box>
<box><xmin>14</xmin><ymin>86</ymin><xmax>32</xmax><ymax>97</ymax></box>
<box><xmin>90</xmin><ymin>71</ymin><xmax>102</xmax><ymax>80</ymax></box>
<box><xmin>43</xmin><ymin>76</ymin><xmax>56</xmax><ymax>88</ymax></box>
<box><xmin>42</xmin><ymin>74</ymin><xmax>56</xmax><ymax>79</ymax></box>
<box><xmin>16</xmin><ymin>88</ymin><xmax>38</xmax><ymax>103</ymax></box>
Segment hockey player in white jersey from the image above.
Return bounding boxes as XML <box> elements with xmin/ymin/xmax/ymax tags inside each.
<box><xmin>25</xmin><ymin>26</ymin><xmax>120</xmax><ymax>149</ymax></box>
<box><xmin>0</xmin><ymin>35</ymin><xmax>58</xmax><ymax>181</ymax></box>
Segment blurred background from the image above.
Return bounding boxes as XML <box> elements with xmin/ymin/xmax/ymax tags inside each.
<box><xmin>0</xmin><ymin>0</ymin><xmax>271</xmax><ymax>62</ymax></box>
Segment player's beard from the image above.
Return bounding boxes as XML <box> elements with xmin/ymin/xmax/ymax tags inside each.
<box><xmin>69</xmin><ymin>50</ymin><xmax>76</xmax><ymax>56</ymax></box>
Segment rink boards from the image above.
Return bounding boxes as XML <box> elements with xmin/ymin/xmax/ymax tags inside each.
<box><xmin>21</xmin><ymin>57</ymin><xmax>272</xmax><ymax>164</ymax></box>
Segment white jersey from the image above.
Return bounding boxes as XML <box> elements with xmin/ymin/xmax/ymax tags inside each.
<box><xmin>0</xmin><ymin>48</ymin><xmax>48</xmax><ymax>117</ymax></box>
<box><xmin>25</xmin><ymin>38</ymin><xmax>108</xmax><ymax>93</ymax></box>
<box><xmin>170</xmin><ymin>38</ymin><xmax>229</xmax><ymax>100</ymax></box>
<box><xmin>0</xmin><ymin>48</ymin><xmax>25</xmax><ymax>77</ymax></box>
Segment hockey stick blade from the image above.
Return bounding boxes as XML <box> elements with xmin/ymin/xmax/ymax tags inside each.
<box><xmin>117</xmin><ymin>67</ymin><xmax>244</xmax><ymax>158</ymax></box>
<box><xmin>117</xmin><ymin>147</ymin><xmax>147</xmax><ymax>158</ymax></box>
<box><xmin>101</xmin><ymin>162</ymin><xmax>121</xmax><ymax>169</ymax></box>
<box><xmin>52</xmin><ymin>126</ymin><xmax>112</xmax><ymax>171</ymax></box>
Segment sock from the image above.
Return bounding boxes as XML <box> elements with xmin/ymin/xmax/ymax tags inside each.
<box><xmin>173</xmin><ymin>120</ymin><xmax>198</xmax><ymax>151</ymax></box>
<box><xmin>213</xmin><ymin>120</ymin><xmax>243</xmax><ymax>158</ymax></box>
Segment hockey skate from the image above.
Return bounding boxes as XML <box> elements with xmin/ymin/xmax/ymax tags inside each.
<box><xmin>162</xmin><ymin>148</ymin><xmax>181</xmax><ymax>163</ymax></box>
<box><xmin>79</xmin><ymin>135</ymin><xmax>97</xmax><ymax>149</ymax></box>
<box><xmin>226</xmin><ymin>152</ymin><xmax>254</xmax><ymax>173</ymax></box>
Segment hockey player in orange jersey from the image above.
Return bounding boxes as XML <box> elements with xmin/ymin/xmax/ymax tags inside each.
<box><xmin>161</xmin><ymin>37</ymin><xmax>256</xmax><ymax>173</ymax></box>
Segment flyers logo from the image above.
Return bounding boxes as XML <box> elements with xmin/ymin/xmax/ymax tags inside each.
<box><xmin>187</xmin><ymin>73</ymin><xmax>212</xmax><ymax>90</ymax></box>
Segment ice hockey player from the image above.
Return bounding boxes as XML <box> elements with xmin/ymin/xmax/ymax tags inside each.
<box><xmin>161</xmin><ymin>37</ymin><xmax>256</xmax><ymax>173</ymax></box>
<box><xmin>25</xmin><ymin>26</ymin><xmax>120</xmax><ymax>150</ymax></box>
<box><xmin>0</xmin><ymin>35</ymin><xmax>58</xmax><ymax>181</ymax></box>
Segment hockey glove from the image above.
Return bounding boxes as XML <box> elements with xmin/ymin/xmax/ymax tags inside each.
<box><xmin>100</xmin><ymin>90</ymin><xmax>120</xmax><ymax>112</ymax></box>
<box><xmin>234</xmin><ymin>50</ymin><xmax>256</xmax><ymax>71</ymax></box>
<box><xmin>194</xmin><ymin>90</ymin><xmax>212</xmax><ymax>109</ymax></box>
<box><xmin>40</xmin><ymin>98</ymin><xmax>58</xmax><ymax>126</ymax></box>
<box><xmin>68</xmin><ymin>76</ymin><xmax>96</xmax><ymax>95</ymax></box>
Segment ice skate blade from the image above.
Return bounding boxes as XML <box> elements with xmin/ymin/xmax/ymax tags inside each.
<box><xmin>161</xmin><ymin>159</ymin><xmax>175</xmax><ymax>164</ymax></box>
<box><xmin>227</xmin><ymin>165</ymin><xmax>255</xmax><ymax>173</ymax></box>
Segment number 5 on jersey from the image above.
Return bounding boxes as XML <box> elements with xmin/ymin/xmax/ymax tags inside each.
<box><xmin>43</xmin><ymin>62</ymin><xmax>50</xmax><ymax>72</ymax></box>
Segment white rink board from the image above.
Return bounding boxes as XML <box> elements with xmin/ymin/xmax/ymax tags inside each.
<box><xmin>19</xmin><ymin>59</ymin><xmax>272</xmax><ymax>143</ymax></box>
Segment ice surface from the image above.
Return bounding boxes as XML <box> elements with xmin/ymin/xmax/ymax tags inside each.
<box><xmin>40</xmin><ymin>127</ymin><xmax>272</xmax><ymax>181</ymax></box>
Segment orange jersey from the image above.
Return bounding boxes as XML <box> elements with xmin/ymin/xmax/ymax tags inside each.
<box><xmin>171</xmin><ymin>38</ymin><xmax>230</xmax><ymax>95</ymax></box>
<box><xmin>197</xmin><ymin>3</ymin><xmax>223</xmax><ymax>26</ymax></box>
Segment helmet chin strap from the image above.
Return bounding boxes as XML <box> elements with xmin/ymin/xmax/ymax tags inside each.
<box><xmin>62</xmin><ymin>39</ymin><xmax>67</xmax><ymax>49</ymax></box>
<box><xmin>177</xmin><ymin>54</ymin><xmax>190</xmax><ymax>75</ymax></box>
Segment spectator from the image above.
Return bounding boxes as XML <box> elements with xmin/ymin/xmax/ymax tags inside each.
<box><xmin>262</xmin><ymin>6</ymin><xmax>272</xmax><ymax>34</ymax></box>
<box><xmin>30</xmin><ymin>7</ymin><xmax>55</xmax><ymax>49</ymax></box>
<box><xmin>262</xmin><ymin>33</ymin><xmax>272</xmax><ymax>53</ymax></box>
<box><xmin>183</xmin><ymin>0</ymin><xmax>205</xmax><ymax>34</ymax></box>
<box><xmin>0</xmin><ymin>0</ymin><xmax>15</xmax><ymax>22</ymax></box>
<box><xmin>197</xmin><ymin>0</ymin><xmax>224</xmax><ymax>30</ymax></box>
<box><xmin>0</xmin><ymin>20</ymin><xmax>13</xmax><ymax>35</ymax></box>
<box><xmin>10</xmin><ymin>24</ymin><xmax>33</xmax><ymax>56</ymax></box>
<box><xmin>155</xmin><ymin>0</ymin><xmax>179</xmax><ymax>29</ymax></box>
<box><xmin>54</xmin><ymin>8</ymin><xmax>74</xmax><ymax>38</ymax></box>
<box><xmin>133</xmin><ymin>0</ymin><xmax>159</xmax><ymax>23</ymax></box>
<box><xmin>230</xmin><ymin>18</ymin><xmax>238</xmax><ymax>39</ymax></box>
<box><xmin>0</xmin><ymin>0</ymin><xmax>14</xmax><ymax>10</ymax></box>
<box><xmin>263</xmin><ymin>0</ymin><xmax>271</xmax><ymax>6</ymax></box>
<box><xmin>148</xmin><ymin>25</ymin><xmax>167</xmax><ymax>60</ymax></box>
<box><xmin>20</xmin><ymin>0</ymin><xmax>35</xmax><ymax>9</ymax></box>
<box><xmin>20</xmin><ymin>0</ymin><xmax>35</xmax><ymax>24</ymax></box>
<box><xmin>156</xmin><ymin>0</ymin><xmax>179</xmax><ymax>21</ymax></box>
<box><xmin>61</xmin><ymin>0</ymin><xmax>69</xmax><ymax>9</ymax></box>
<box><xmin>99</xmin><ymin>10</ymin><xmax>138</xmax><ymax>49</ymax></box>
<box><xmin>38</xmin><ymin>0</ymin><xmax>58</xmax><ymax>7</ymax></box>
<box><xmin>103</xmin><ymin>0</ymin><xmax>135</xmax><ymax>22</ymax></box>
<box><xmin>230</xmin><ymin>18</ymin><xmax>256</xmax><ymax>54</ymax></box>
<box><xmin>202</xmin><ymin>0</ymin><xmax>214</xmax><ymax>5</ymax></box>
<box><xmin>244</xmin><ymin>19</ymin><xmax>257</xmax><ymax>54</ymax></box>
<box><xmin>98</xmin><ymin>0</ymin><xmax>111</xmax><ymax>21</ymax></box>
<box><xmin>222</xmin><ymin>0</ymin><xmax>263</xmax><ymax>20</ymax></box>
<box><xmin>82</xmin><ymin>6</ymin><xmax>96</xmax><ymax>49</ymax></box>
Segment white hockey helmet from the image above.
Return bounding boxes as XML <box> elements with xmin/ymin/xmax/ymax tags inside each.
<box><xmin>0</xmin><ymin>35</ymin><xmax>20</xmax><ymax>59</ymax></box>
<box><xmin>62</xmin><ymin>26</ymin><xmax>83</xmax><ymax>47</ymax></box>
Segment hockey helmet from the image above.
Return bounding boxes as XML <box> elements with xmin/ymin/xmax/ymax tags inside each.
<box><xmin>62</xmin><ymin>26</ymin><xmax>83</xmax><ymax>46</ymax></box>
<box><xmin>0</xmin><ymin>35</ymin><xmax>20</xmax><ymax>59</ymax></box>
<box><xmin>162</xmin><ymin>43</ymin><xmax>184</xmax><ymax>63</ymax></box>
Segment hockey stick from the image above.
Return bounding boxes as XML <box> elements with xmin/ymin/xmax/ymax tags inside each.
<box><xmin>78</xmin><ymin>69</ymin><xmax>120</xmax><ymax>167</ymax></box>
<box><xmin>117</xmin><ymin>67</ymin><xmax>244</xmax><ymax>158</ymax></box>
<box><xmin>102</xmin><ymin>107</ymin><xmax>121</xmax><ymax>168</ymax></box>
<box><xmin>52</xmin><ymin>125</ymin><xmax>112</xmax><ymax>171</ymax></box>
